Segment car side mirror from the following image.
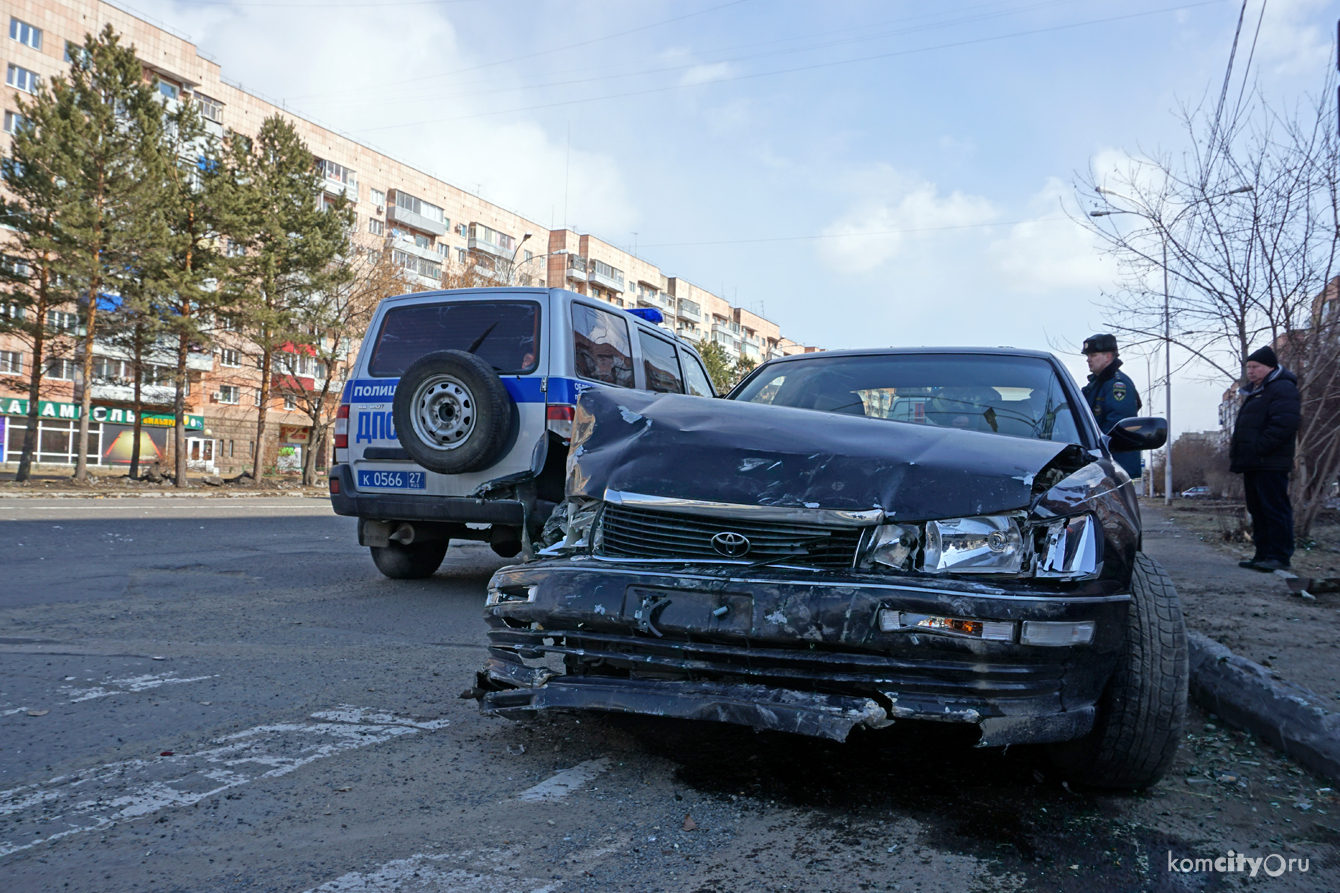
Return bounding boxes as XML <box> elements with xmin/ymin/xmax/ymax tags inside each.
<box><xmin>1107</xmin><ymin>417</ymin><xmax>1168</xmax><ymax>453</ymax></box>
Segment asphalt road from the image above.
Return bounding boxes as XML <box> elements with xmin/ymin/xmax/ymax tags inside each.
<box><xmin>1</xmin><ymin>497</ymin><xmax>1335</xmax><ymax>892</ymax></box>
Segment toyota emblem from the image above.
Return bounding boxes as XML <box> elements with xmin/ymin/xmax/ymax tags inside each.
<box><xmin>711</xmin><ymin>531</ymin><xmax>751</xmax><ymax>558</ymax></box>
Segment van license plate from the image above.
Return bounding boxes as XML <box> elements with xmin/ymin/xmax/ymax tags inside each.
<box><xmin>357</xmin><ymin>470</ymin><xmax>426</xmax><ymax>490</ymax></box>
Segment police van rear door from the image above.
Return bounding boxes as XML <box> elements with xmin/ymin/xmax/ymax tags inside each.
<box><xmin>344</xmin><ymin>290</ymin><xmax>550</xmax><ymax>496</ymax></box>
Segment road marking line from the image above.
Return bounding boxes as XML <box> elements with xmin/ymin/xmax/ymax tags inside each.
<box><xmin>518</xmin><ymin>758</ymin><xmax>612</xmax><ymax>802</ymax></box>
<box><xmin>303</xmin><ymin>851</ymin><xmax>558</xmax><ymax>893</ymax></box>
<box><xmin>0</xmin><ymin>706</ymin><xmax>448</xmax><ymax>858</ymax></box>
<box><xmin>61</xmin><ymin>672</ymin><xmax>218</xmax><ymax>703</ymax></box>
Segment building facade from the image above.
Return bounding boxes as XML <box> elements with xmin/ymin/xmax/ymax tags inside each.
<box><xmin>1</xmin><ymin>0</ymin><xmax>808</xmax><ymax>476</ymax></box>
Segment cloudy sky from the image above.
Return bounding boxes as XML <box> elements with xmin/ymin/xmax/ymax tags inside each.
<box><xmin>123</xmin><ymin>0</ymin><xmax>1334</xmax><ymax>435</ymax></box>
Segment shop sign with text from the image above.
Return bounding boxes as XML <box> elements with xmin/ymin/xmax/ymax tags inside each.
<box><xmin>0</xmin><ymin>398</ymin><xmax>203</xmax><ymax>430</ymax></box>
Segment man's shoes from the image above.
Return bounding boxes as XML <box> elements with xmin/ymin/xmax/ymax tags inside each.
<box><xmin>1252</xmin><ymin>559</ymin><xmax>1290</xmax><ymax>572</ymax></box>
<box><xmin>1239</xmin><ymin>558</ymin><xmax>1262</xmax><ymax>569</ymax></box>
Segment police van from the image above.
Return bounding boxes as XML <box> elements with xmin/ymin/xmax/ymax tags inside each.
<box><xmin>329</xmin><ymin>287</ymin><xmax>717</xmax><ymax>578</ymax></box>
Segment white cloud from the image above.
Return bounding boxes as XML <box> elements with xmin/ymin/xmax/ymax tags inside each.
<box><xmin>680</xmin><ymin>62</ymin><xmax>736</xmax><ymax>87</ymax></box>
<box><xmin>132</xmin><ymin>0</ymin><xmax>638</xmax><ymax>235</ymax></box>
<box><xmin>817</xmin><ymin>171</ymin><xmax>997</xmax><ymax>274</ymax></box>
<box><xmin>987</xmin><ymin>177</ymin><xmax>1116</xmax><ymax>293</ymax></box>
<box><xmin>1253</xmin><ymin>0</ymin><xmax>1333</xmax><ymax>77</ymax></box>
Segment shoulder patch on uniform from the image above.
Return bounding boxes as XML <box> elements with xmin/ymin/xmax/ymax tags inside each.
<box><xmin>1112</xmin><ymin>382</ymin><xmax>1127</xmax><ymax>401</ymax></box>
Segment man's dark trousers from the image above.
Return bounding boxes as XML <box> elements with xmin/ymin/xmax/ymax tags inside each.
<box><xmin>1243</xmin><ymin>470</ymin><xmax>1294</xmax><ymax>564</ymax></box>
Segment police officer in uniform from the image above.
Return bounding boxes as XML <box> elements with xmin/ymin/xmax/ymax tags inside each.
<box><xmin>1081</xmin><ymin>333</ymin><xmax>1142</xmax><ymax>480</ymax></box>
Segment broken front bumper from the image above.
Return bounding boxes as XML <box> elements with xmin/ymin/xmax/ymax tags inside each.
<box><xmin>472</xmin><ymin>559</ymin><xmax>1131</xmax><ymax>746</ymax></box>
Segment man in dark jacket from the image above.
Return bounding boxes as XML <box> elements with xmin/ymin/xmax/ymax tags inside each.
<box><xmin>1230</xmin><ymin>346</ymin><xmax>1301</xmax><ymax>571</ymax></box>
<box><xmin>1081</xmin><ymin>334</ymin><xmax>1143</xmax><ymax>480</ymax></box>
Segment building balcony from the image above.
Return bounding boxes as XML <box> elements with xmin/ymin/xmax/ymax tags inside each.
<box><xmin>590</xmin><ymin>268</ymin><xmax>625</xmax><ymax>293</ymax></box>
<box><xmin>468</xmin><ymin>237</ymin><xmax>513</xmax><ymax>261</ymax></box>
<box><xmin>90</xmin><ymin>383</ymin><xmax>176</xmax><ymax>405</ymax></box>
<box><xmin>322</xmin><ymin>178</ymin><xmax>358</xmax><ymax>202</ymax></box>
<box><xmin>389</xmin><ymin>234</ymin><xmax>441</xmax><ymax>263</ymax></box>
<box><xmin>387</xmin><ymin>204</ymin><xmax>446</xmax><ymax>237</ymax></box>
<box><xmin>565</xmin><ymin>255</ymin><xmax>589</xmax><ymax>282</ymax></box>
<box><xmin>187</xmin><ymin>351</ymin><xmax>215</xmax><ymax>371</ymax></box>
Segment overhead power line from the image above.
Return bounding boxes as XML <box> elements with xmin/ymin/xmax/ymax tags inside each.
<box><xmin>352</xmin><ymin>0</ymin><xmax>1229</xmax><ymax>133</ymax></box>
<box><xmin>637</xmin><ymin>216</ymin><xmax>1071</xmax><ymax>249</ymax></box>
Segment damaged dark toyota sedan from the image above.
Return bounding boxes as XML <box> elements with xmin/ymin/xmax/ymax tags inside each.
<box><xmin>471</xmin><ymin>348</ymin><xmax>1187</xmax><ymax>788</ymax></box>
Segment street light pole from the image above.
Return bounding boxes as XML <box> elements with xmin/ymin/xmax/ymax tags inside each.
<box><xmin>1090</xmin><ymin>184</ymin><xmax>1252</xmax><ymax>504</ymax></box>
<box><xmin>1162</xmin><ymin>238</ymin><xmax>1172</xmax><ymax>506</ymax></box>
<box><xmin>505</xmin><ymin>232</ymin><xmax>533</xmax><ymax>285</ymax></box>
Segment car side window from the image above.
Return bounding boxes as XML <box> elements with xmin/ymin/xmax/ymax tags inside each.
<box><xmin>682</xmin><ymin>353</ymin><xmax>714</xmax><ymax>397</ymax></box>
<box><xmin>638</xmin><ymin>331</ymin><xmax>684</xmax><ymax>393</ymax></box>
<box><xmin>573</xmin><ymin>303</ymin><xmax>634</xmax><ymax>388</ymax></box>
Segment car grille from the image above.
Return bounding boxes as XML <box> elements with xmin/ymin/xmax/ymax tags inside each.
<box><xmin>598</xmin><ymin>504</ymin><xmax>863</xmax><ymax>569</ymax></box>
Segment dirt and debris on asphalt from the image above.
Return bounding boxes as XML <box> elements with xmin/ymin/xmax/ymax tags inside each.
<box><xmin>1</xmin><ymin>496</ymin><xmax>1337</xmax><ymax>891</ymax></box>
<box><xmin>1142</xmin><ymin>499</ymin><xmax>1340</xmax><ymax>715</ymax></box>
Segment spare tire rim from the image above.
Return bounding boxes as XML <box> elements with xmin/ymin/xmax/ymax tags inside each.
<box><xmin>411</xmin><ymin>373</ymin><xmax>477</xmax><ymax>450</ymax></box>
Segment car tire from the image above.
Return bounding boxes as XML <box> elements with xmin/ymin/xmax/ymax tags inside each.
<box><xmin>1050</xmin><ymin>552</ymin><xmax>1188</xmax><ymax>789</ymax></box>
<box><xmin>392</xmin><ymin>350</ymin><xmax>513</xmax><ymax>475</ymax></box>
<box><xmin>369</xmin><ymin>540</ymin><xmax>449</xmax><ymax>579</ymax></box>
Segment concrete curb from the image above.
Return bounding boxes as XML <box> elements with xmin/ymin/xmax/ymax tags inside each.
<box><xmin>1188</xmin><ymin>631</ymin><xmax>1340</xmax><ymax>785</ymax></box>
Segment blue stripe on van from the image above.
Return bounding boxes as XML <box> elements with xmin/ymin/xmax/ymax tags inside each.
<box><xmin>342</xmin><ymin>377</ymin><xmax>561</xmax><ymax>405</ymax></box>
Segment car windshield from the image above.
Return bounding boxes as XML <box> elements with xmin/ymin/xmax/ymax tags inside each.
<box><xmin>733</xmin><ymin>353</ymin><xmax>1083</xmax><ymax>443</ymax></box>
<box><xmin>368</xmin><ymin>300</ymin><xmax>540</xmax><ymax>377</ymax></box>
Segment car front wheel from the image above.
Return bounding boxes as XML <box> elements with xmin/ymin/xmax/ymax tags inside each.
<box><xmin>1050</xmin><ymin>552</ymin><xmax>1188</xmax><ymax>789</ymax></box>
<box><xmin>369</xmin><ymin>540</ymin><xmax>449</xmax><ymax>579</ymax></box>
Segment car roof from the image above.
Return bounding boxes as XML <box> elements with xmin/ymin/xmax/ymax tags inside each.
<box><xmin>762</xmin><ymin>346</ymin><xmax>1060</xmax><ymax>364</ymax></box>
<box><xmin>376</xmin><ymin>287</ymin><xmax>702</xmax><ymax>356</ymax></box>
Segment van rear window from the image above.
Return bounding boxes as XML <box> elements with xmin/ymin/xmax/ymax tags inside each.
<box><xmin>368</xmin><ymin>301</ymin><xmax>541</xmax><ymax>377</ymax></box>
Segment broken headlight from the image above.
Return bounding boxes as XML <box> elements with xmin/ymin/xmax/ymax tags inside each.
<box><xmin>921</xmin><ymin>515</ymin><xmax>1024</xmax><ymax>574</ymax></box>
<box><xmin>1033</xmin><ymin>513</ymin><xmax>1101</xmax><ymax>579</ymax></box>
<box><xmin>860</xmin><ymin>523</ymin><xmax>920</xmax><ymax>571</ymax></box>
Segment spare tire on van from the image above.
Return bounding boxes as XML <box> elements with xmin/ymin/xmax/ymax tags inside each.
<box><xmin>392</xmin><ymin>350</ymin><xmax>514</xmax><ymax>474</ymax></box>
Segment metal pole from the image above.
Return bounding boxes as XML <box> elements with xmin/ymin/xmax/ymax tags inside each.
<box><xmin>1163</xmin><ymin>239</ymin><xmax>1173</xmax><ymax>506</ymax></box>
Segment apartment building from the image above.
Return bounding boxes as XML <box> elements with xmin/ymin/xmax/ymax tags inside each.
<box><xmin>0</xmin><ymin>0</ymin><xmax>806</xmax><ymax>476</ymax></box>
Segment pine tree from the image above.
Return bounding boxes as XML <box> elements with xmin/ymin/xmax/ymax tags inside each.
<box><xmin>0</xmin><ymin>88</ymin><xmax>74</xmax><ymax>481</ymax></box>
<box><xmin>48</xmin><ymin>26</ymin><xmax>165</xmax><ymax>481</ymax></box>
<box><xmin>216</xmin><ymin>115</ymin><xmax>353</xmax><ymax>482</ymax></box>
<box><xmin>150</xmin><ymin>98</ymin><xmax>225</xmax><ymax>487</ymax></box>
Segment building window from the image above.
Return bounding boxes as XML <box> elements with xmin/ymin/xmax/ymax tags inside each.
<box><xmin>284</xmin><ymin>395</ymin><xmax>296</xmax><ymax>411</ymax></box>
<box><xmin>436</xmin><ymin>243</ymin><xmax>448</xmax><ymax>257</ymax></box>
<box><xmin>524</xmin><ymin>250</ymin><xmax>534</xmax><ymax>262</ymax></box>
<box><xmin>392</xmin><ymin>249</ymin><xmax>441</xmax><ymax>281</ymax></box>
<box><xmin>254</xmin><ymin>388</ymin><xmax>263</xmax><ymax>406</ymax></box>
<box><xmin>9</xmin><ymin>17</ymin><xmax>41</xmax><ymax>50</ymax></box>
<box><xmin>315</xmin><ymin>158</ymin><xmax>357</xmax><ymax>192</ymax></box>
<box><xmin>456</xmin><ymin>248</ymin><xmax>467</xmax><ymax>264</ymax></box>
<box><xmin>46</xmin><ymin>310</ymin><xmax>77</xmax><ymax>333</ymax></box>
<box><xmin>3</xmin><ymin>110</ymin><xmax>28</xmax><ymax>134</ymax></box>
<box><xmin>218</xmin><ymin>314</ymin><xmax>237</xmax><ymax>332</ymax></box>
<box><xmin>468</xmin><ymin>223</ymin><xmax>515</xmax><ymax>252</ymax></box>
<box><xmin>455</xmin><ymin>222</ymin><xmax>467</xmax><ymax>237</ymax></box>
<box><xmin>220</xmin><ymin>348</ymin><xmax>240</xmax><ymax>367</ymax></box>
<box><xmin>45</xmin><ymin>357</ymin><xmax>77</xmax><ymax>380</ymax></box>
<box><xmin>195</xmin><ymin>93</ymin><xmax>223</xmax><ymax>123</ymax></box>
<box><xmin>157</xmin><ymin>80</ymin><xmax>180</xmax><ymax>101</ymax></box>
<box><xmin>414</xmin><ymin>233</ymin><xmax>431</xmax><ymax>250</ymax></box>
<box><xmin>6</xmin><ymin>64</ymin><xmax>38</xmax><ymax>95</ymax></box>
<box><xmin>219</xmin><ymin>385</ymin><xmax>240</xmax><ymax>404</ymax></box>
<box><xmin>0</xmin><ymin>350</ymin><xmax>21</xmax><ymax>374</ymax></box>
<box><xmin>370</xmin><ymin>188</ymin><xmax>385</xmax><ymax>208</ymax></box>
<box><xmin>393</xmin><ymin>190</ymin><xmax>444</xmax><ymax>224</ymax></box>
<box><xmin>368</xmin><ymin>218</ymin><xmax>384</xmax><ymax>236</ymax></box>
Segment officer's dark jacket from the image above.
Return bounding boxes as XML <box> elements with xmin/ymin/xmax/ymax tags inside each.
<box><xmin>1230</xmin><ymin>366</ymin><xmax>1300</xmax><ymax>473</ymax></box>
<box><xmin>1082</xmin><ymin>358</ymin><xmax>1142</xmax><ymax>435</ymax></box>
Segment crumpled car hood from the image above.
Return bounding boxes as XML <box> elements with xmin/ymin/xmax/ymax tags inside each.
<box><xmin>567</xmin><ymin>388</ymin><xmax>1077</xmax><ymax>520</ymax></box>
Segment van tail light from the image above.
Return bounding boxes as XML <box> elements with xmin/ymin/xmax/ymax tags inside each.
<box><xmin>546</xmin><ymin>404</ymin><xmax>574</xmax><ymax>441</ymax></box>
<box><xmin>329</xmin><ymin>476</ymin><xmax>340</xmax><ymax>495</ymax></box>
<box><xmin>334</xmin><ymin>403</ymin><xmax>349</xmax><ymax>449</ymax></box>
